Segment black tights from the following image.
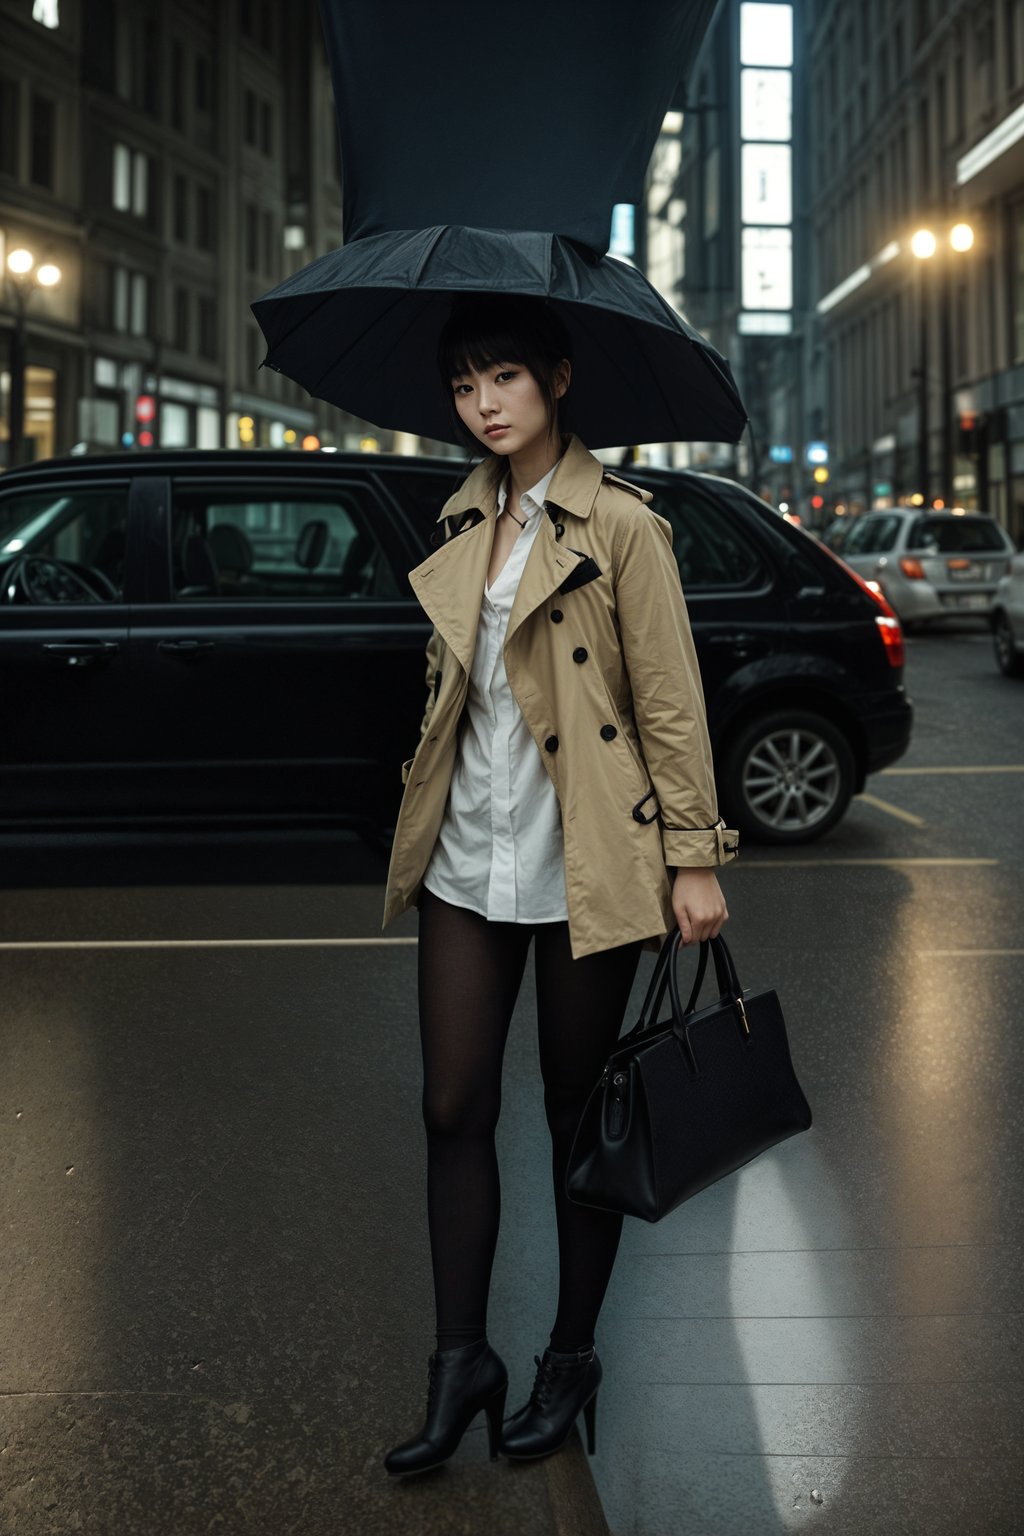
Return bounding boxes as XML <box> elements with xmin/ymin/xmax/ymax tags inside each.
<box><xmin>416</xmin><ymin>885</ymin><xmax>644</xmax><ymax>1354</ymax></box>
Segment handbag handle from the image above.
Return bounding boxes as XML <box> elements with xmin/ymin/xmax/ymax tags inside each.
<box><xmin>627</xmin><ymin>926</ymin><xmax>732</xmax><ymax>1037</ymax></box>
<box><xmin>667</xmin><ymin>929</ymin><xmax>750</xmax><ymax>1037</ymax></box>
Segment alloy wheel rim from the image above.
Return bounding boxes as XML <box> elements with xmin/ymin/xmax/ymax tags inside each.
<box><xmin>995</xmin><ymin>619</ymin><xmax>1012</xmax><ymax>668</ymax></box>
<box><xmin>742</xmin><ymin>727</ymin><xmax>841</xmax><ymax>831</ymax></box>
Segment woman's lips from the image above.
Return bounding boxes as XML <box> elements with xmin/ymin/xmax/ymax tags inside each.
<box><xmin>484</xmin><ymin>425</ymin><xmax>509</xmax><ymax>436</ymax></box>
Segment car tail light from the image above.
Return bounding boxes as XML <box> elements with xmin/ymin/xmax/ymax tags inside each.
<box><xmin>819</xmin><ymin>544</ymin><xmax>906</xmax><ymax>668</ymax></box>
<box><xmin>899</xmin><ymin>557</ymin><xmax>926</xmax><ymax>579</ymax></box>
<box><xmin>947</xmin><ymin>558</ymin><xmax>971</xmax><ymax>570</ymax></box>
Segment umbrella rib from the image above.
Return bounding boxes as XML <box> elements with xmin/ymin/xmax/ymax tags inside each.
<box><xmin>307</xmin><ymin>288</ymin><xmax>412</xmax><ymax>396</ymax></box>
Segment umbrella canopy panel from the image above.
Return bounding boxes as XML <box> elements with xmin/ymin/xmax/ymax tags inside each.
<box><xmin>253</xmin><ymin>226</ymin><xmax>747</xmax><ymax>448</ymax></box>
<box><xmin>319</xmin><ymin>0</ymin><xmax>721</xmax><ymax>256</ymax></box>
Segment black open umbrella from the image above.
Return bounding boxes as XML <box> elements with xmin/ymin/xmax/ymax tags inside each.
<box><xmin>251</xmin><ymin>0</ymin><xmax>748</xmax><ymax>450</ymax></box>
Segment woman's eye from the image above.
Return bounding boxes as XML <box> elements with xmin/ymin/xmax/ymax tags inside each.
<box><xmin>496</xmin><ymin>370</ymin><xmax>517</xmax><ymax>382</ymax></box>
<box><xmin>453</xmin><ymin>383</ymin><xmax>471</xmax><ymax>395</ymax></box>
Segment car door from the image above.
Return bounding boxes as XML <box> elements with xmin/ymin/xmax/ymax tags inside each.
<box><xmin>0</xmin><ymin>476</ymin><xmax>134</xmax><ymax>822</ymax></box>
<box><xmin>634</xmin><ymin>474</ymin><xmax>779</xmax><ymax>736</ymax></box>
<box><xmin>126</xmin><ymin>472</ymin><xmax>426</xmax><ymax>827</ymax></box>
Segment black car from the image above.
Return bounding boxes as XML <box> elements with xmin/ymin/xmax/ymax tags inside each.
<box><xmin>0</xmin><ymin>449</ymin><xmax>912</xmax><ymax>843</ymax></box>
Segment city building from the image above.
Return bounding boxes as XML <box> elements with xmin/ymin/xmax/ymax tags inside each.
<box><xmin>1</xmin><ymin>0</ymin><xmax>456</xmax><ymax>467</ymax></box>
<box><xmin>644</xmin><ymin>0</ymin><xmax>1024</xmax><ymax>539</ymax></box>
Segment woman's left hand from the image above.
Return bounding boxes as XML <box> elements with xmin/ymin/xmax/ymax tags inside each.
<box><xmin>671</xmin><ymin>867</ymin><xmax>729</xmax><ymax>945</ymax></box>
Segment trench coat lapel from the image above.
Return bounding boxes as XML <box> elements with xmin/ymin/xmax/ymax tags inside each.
<box><xmin>407</xmin><ymin>433</ymin><xmax>604</xmax><ymax>672</ymax></box>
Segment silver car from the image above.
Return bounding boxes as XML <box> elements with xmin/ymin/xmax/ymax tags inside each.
<box><xmin>837</xmin><ymin>508</ymin><xmax>1015</xmax><ymax>628</ymax></box>
<box><xmin>991</xmin><ymin>552</ymin><xmax>1024</xmax><ymax>677</ymax></box>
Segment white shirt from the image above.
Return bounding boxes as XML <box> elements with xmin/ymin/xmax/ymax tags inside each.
<box><xmin>422</xmin><ymin>457</ymin><xmax>569</xmax><ymax>923</ymax></box>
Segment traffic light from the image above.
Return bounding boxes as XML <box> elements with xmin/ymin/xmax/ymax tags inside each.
<box><xmin>957</xmin><ymin>410</ymin><xmax>982</xmax><ymax>456</ymax></box>
<box><xmin>135</xmin><ymin>394</ymin><xmax>157</xmax><ymax>449</ymax></box>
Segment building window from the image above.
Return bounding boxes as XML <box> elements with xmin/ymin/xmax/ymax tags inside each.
<box><xmin>196</xmin><ymin>54</ymin><xmax>211</xmax><ymax>113</ymax></box>
<box><xmin>112</xmin><ymin>142</ymin><xmax>148</xmax><ymax>216</ymax></box>
<box><xmin>112</xmin><ymin>267</ymin><xmax>149</xmax><ymax>335</ymax></box>
<box><xmin>243</xmin><ymin>88</ymin><xmax>257</xmax><ymax>146</ymax></box>
<box><xmin>245</xmin><ymin>202</ymin><xmax>258</xmax><ymax>273</ymax></box>
<box><xmin>174</xmin><ymin>286</ymin><xmax>189</xmax><ymax>351</ymax></box>
<box><xmin>260</xmin><ymin>99</ymin><xmax>272</xmax><ymax>156</ymax></box>
<box><xmin>198</xmin><ymin>295</ymin><xmax>217</xmax><ymax>360</ymax></box>
<box><xmin>173</xmin><ymin>173</ymin><xmax>188</xmax><ymax>241</ymax></box>
<box><xmin>1014</xmin><ymin>202</ymin><xmax>1024</xmax><ymax>364</ymax></box>
<box><xmin>261</xmin><ymin>209</ymin><xmax>273</xmax><ymax>274</ymax></box>
<box><xmin>1007</xmin><ymin>0</ymin><xmax>1020</xmax><ymax>91</ymax></box>
<box><xmin>0</xmin><ymin>76</ymin><xmax>18</xmax><ymax>177</ymax></box>
<box><xmin>32</xmin><ymin>0</ymin><xmax>60</xmax><ymax>27</ymax></box>
<box><xmin>130</xmin><ymin>272</ymin><xmax>148</xmax><ymax>335</ymax></box>
<box><xmin>196</xmin><ymin>184</ymin><xmax>214</xmax><ymax>251</ymax></box>
<box><xmin>30</xmin><ymin>93</ymin><xmax>55</xmax><ymax>189</ymax></box>
<box><xmin>142</xmin><ymin>18</ymin><xmax>159</xmax><ymax>114</ymax></box>
<box><xmin>170</xmin><ymin>39</ymin><xmax>184</xmax><ymax>131</ymax></box>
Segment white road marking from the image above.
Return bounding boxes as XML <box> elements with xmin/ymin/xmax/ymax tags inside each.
<box><xmin>729</xmin><ymin>857</ymin><xmax>997</xmax><ymax>867</ymax></box>
<box><xmin>879</xmin><ymin>765</ymin><xmax>1024</xmax><ymax>774</ymax></box>
<box><xmin>0</xmin><ymin>937</ymin><xmax>419</xmax><ymax>951</ymax></box>
<box><xmin>917</xmin><ymin>949</ymin><xmax>1024</xmax><ymax>957</ymax></box>
<box><xmin>855</xmin><ymin>792</ymin><xmax>927</xmax><ymax>827</ymax></box>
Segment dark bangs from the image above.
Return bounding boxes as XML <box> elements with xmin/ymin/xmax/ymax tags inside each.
<box><xmin>436</xmin><ymin>294</ymin><xmax>573</xmax><ymax>446</ymax></box>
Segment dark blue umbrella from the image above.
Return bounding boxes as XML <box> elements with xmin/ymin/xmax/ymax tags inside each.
<box><xmin>251</xmin><ymin>0</ymin><xmax>748</xmax><ymax>449</ymax></box>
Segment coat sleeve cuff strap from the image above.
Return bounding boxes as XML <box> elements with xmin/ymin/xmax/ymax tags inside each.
<box><xmin>661</xmin><ymin>817</ymin><xmax>740</xmax><ymax>868</ymax></box>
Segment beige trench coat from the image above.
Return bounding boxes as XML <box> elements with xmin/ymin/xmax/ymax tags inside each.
<box><xmin>381</xmin><ymin>432</ymin><xmax>739</xmax><ymax>959</ymax></box>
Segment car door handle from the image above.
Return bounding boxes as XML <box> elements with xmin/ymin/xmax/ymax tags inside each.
<box><xmin>708</xmin><ymin>632</ymin><xmax>758</xmax><ymax>655</ymax></box>
<box><xmin>157</xmin><ymin>639</ymin><xmax>216</xmax><ymax>659</ymax></box>
<box><xmin>41</xmin><ymin>641</ymin><xmax>120</xmax><ymax>667</ymax></box>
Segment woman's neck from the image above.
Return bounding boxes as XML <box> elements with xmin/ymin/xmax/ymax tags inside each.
<box><xmin>504</xmin><ymin>431</ymin><xmax>565</xmax><ymax>508</ymax></box>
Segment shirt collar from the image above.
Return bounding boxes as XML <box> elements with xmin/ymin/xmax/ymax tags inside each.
<box><xmin>496</xmin><ymin>456</ymin><xmax>562</xmax><ymax>523</ymax></box>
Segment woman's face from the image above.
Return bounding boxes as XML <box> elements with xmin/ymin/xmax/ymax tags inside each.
<box><xmin>450</xmin><ymin>358</ymin><xmax>568</xmax><ymax>457</ymax></box>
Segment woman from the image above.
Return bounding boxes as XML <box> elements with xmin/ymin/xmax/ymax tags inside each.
<box><xmin>381</xmin><ymin>294</ymin><xmax>738</xmax><ymax>1477</ymax></box>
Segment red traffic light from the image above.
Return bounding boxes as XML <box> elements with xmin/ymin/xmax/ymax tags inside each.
<box><xmin>135</xmin><ymin>394</ymin><xmax>156</xmax><ymax>424</ymax></box>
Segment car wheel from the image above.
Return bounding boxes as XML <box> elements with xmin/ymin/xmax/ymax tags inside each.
<box><xmin>721</xmin><ymin>709</ymin><xmax>855</xmax><ymax>844</ymax></box>
<box><xmin>992</xmin><ymin>611</ymin><xmax>1024</xmax><ymax>678</ymax></box>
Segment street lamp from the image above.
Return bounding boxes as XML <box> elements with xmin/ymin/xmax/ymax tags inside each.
<box><xmin>4</xmin><ymin>245</ymin><xmax>63</xmax><ymax>468</ymax></box>
<box><xmin>909</xmin><ymin>222</ymin><xmax>974</xmax><ymax>508</ymax></box>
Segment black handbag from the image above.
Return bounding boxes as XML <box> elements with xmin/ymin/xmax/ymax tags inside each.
<box><xmin>565</xmin><ymin>929</ymin><xmax>813</xmax><ymax>1222</ymax></box>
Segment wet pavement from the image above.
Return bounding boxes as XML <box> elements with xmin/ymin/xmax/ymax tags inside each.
<box><xmin>1</xmin><ymin>623</ymin><xmax>1022</xmax><ymax>1534</ymax></box>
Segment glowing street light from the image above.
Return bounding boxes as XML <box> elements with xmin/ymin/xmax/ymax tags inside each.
<box><xmin>3</xmin><ymin>243</ymin><xmax>63</xmax><ymax>467</ymax></box>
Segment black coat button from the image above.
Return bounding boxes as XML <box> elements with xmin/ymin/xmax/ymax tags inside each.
<box><xmin>555</xmin><ymin>523</ymin><xmax>565</xmax><ymax>537</ymax></box>
<box><xmin>550</xmin><ymin>609</ymin><xmax>563</xmax><ymax>623</ymax></box>
<box><xmin>572</xmin><ymin>647</ymin><xmax>588</xmax><ymax>663</ymax></box>
<box><xmin>600</xmin><ymin>723</ymin><xmax>617</xmax><ymax>740</ymax></box>
<box><xmin>545</xmin><ymin>734</ymin><xmax>559</xmax><ymax>751</ymax></box>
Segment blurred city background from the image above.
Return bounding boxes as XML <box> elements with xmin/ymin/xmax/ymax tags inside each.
<box><xmin>2</xmin><ymin>0</ymin><xmax>1022</xmax><ymax>541</ymax></box>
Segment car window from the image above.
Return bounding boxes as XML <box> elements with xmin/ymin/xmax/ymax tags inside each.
<box><xmin>908</xmin><ymin>515</ymin><xmax>1008</xmax><ymax>554</ymax></box>
<box><xmin>169</xmin><ymin>484</ymin><xmax>402</xmax><ymax>600</ymax></box>
<box><xmin>841</xmin><ymin>514</ymin><xmax>902</xmax><ymax>555</ymax></box>
<box><xmin>0</xmin><ymin>485</ymin><xmax>130</xmax><ymax>602</ymax></box>
<box><xmin>639</xmin><ymin>479</ymin><xmax>765</xmax><ymax>589</ymax></box>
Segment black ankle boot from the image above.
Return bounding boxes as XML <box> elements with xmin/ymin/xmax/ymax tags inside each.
<box><xmin>499</xmin><ymin>1345</ymin><xmax>601</xmax><ymax>1459</ymax></box>
<box><xmin>383</xmin><ymin>1337</ymin><xmax>509</xmax><ymax>1477</ymax></box>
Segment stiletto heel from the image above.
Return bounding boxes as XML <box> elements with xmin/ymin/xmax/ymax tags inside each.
<box><xmin>383</xmin><ymin>1337</ymin><xmax>509</xmax><ymax>1476</ymax></box>
<box><xmin>484</xmin><ymin>1381</ymin><xmax>509</xmax><ymax>1460</ymax></box>
<box><xmin>582</xmin><ymin>1389</ymin><xmax>597</xmax><ymax>1454</ymax></box>
<box><xmin>500</xmin><ymin>1345</ymin><xmax>603</xmax><ymax>1460</ymax></box>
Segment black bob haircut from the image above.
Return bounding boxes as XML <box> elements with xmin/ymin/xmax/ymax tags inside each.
<box><xmin>436</xmin><ymin>293</ymin><xmax>573</xmax><ymax>453</ymax></box>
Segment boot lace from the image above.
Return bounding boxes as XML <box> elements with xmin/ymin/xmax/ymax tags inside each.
<box><xmin>426</xmin><ymin>1353</ymin><xmax>441</xmax><ymax>1412</ymax></box>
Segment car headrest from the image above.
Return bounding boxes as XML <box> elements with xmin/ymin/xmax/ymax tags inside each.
<box><xmin>209</xmin><ymin>522</ymin><xmax>254</xmax><ymax>573</ymax></box>
<box><xmin>183</xmin><ymin>534</ymin><xmax>219</xmax><ymax>588</ymax></box>
<box><xmin>296</xmin><ymin>519</ymin><xmax>329</xmax><ymax>570</ymax></box>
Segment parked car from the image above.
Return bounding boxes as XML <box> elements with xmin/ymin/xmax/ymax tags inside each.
<box><xmin>990</xmin><ymin>551</ymin><xmax>1024</xmax><ymax>678</ymax></box>
<box><xmin>0</xmin><ymin>448</ymin><xmax>913</xmax><ymax>844</ymax></box>
<box><xmin>835</xmin><ymin>507</ymin><xmax>1015</xmax><ymax>628</ymax></box>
